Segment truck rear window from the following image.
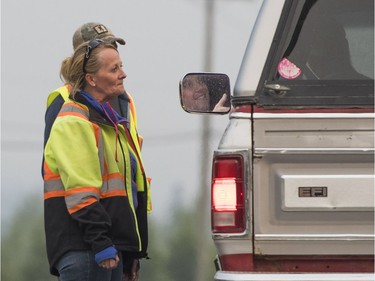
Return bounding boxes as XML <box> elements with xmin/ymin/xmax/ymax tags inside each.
<box><xmin>258</xmin><ymin>0</ymin><xmax>374</xmax><ymax>109</ymax></box>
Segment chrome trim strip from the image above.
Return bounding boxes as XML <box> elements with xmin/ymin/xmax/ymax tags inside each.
<box><xmin>215</xmin><ymin>272</ymin><xmax>375</xmax><ymax>281</ymax></box>
<box><xmin>253</xmin><ymin>113</ymin><xmax>375</xmax><ymax>119</ymax></box>
<box><xmin>230</xmin><ymin>112</ymin><xmax>375</xmax><ymax>119</ymax></box>
<box><xmin>254</xmin><ymin>148</ymin><xmax>374</xmax><ymax>153</ymax></box>
<box><xmin>255</xmin><ymin>234</ymin><xmax>374</xmax><ymax>241</ymax></box>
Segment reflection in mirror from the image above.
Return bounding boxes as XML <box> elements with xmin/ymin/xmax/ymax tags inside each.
<box><xmin>179</xmin><ymin>73</ymin><xmax>231</xmax><ymax>114</ymax></box>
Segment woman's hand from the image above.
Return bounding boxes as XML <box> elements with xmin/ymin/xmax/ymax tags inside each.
<box><xmin>213</xmin><ymin>93</ymin><xmax>230</xmax><ymax>112</ymax></box>
<box><xmin>99</xmin><ymin>254</ymin><xmax>120</xmax><ymax>270</ymax></box>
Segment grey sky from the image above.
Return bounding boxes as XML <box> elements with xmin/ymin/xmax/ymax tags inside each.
<box><xmin>1</xmin><ymin>0</ymin><xmax>262</xmax><ymax>224</ymax></box>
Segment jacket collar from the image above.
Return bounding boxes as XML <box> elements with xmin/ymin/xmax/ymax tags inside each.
<box><xmin>74</xmin><ymin>91</ymin><xmax>128</xmax><ymax>127</ymax></box>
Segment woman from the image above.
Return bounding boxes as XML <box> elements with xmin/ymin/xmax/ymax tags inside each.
<box><xmin>43</xmin><ymin>39</ymin><xmax>150</xmax><ymax>281</ymax></box>
<box><xmin>181</xmin><ymin>74</ymin><xmax>210</xmax><ymax>112</ymax></box>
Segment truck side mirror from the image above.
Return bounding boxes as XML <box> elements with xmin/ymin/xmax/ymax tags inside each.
<box><xmin>179</xmin><ymin>73</ymin><xmax>231</xmax><ymax>114</ymax></box>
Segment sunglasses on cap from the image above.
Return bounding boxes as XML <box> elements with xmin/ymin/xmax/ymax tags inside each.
<box><xmin>82</xmin><ymin>39</ymin><xmax>104</xmax><ymax>73</ymax></box>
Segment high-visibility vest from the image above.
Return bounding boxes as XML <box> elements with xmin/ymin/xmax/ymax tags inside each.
<box><xmin>44</xmin><ymin>85</ymin><xmax>151</xmax><ymax>212</ymax></box>
<box><xmin>44</xmin><ymin>100</ymin><xmax>149</xmax><ymax>213</ymax></box>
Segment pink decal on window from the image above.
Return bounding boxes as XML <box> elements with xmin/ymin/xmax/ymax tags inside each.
<box><xmin>277</xmin><ymin>57</ymin><xmax>301</xmax><ymax>79</ymax></box>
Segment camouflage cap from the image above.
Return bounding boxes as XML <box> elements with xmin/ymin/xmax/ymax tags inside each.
<box><xmin>72</xmin><ymin>22</ymin><xmax>126</xmax><ymax>50</ymax></box>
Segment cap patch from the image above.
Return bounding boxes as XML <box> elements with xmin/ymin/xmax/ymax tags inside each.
<box><xmin>93</xmin><ymin>25</ymin><xmax>109</xmax><ymax>35</ymax></box>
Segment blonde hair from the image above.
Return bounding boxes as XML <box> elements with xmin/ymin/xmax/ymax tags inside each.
<box><xmin>60</xmin><ymin>41</ymin><xmax>117</xmax><ymax>97</ymax></box>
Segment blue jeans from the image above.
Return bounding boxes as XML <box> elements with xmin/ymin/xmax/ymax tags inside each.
<box><xmin>55</xmin><ymin>250</ymin><xmax>123</xmax><ymax>281</ymax></box>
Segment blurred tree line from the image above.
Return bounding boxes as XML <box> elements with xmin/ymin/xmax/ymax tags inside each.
<box><xmin>1</xmin><ymin>195</ymin><xmax>217</xmax><ymax>281</ymax></box>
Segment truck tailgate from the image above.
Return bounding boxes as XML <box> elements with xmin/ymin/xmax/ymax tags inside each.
<box><xmin>252</xmin><ymin>113</ymin><xmax>374</xmax><ymax>256</ymax></box>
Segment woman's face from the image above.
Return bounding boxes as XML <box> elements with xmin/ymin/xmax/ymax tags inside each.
<box><xmin>90</xmin><ymin>48</ymin><xmax>126</xmax><ymax>101</ymax></box>
<box><xmin>182</xmin><ymin>77</ymin><xmax>210</xmax><ymax>111</ymax></box>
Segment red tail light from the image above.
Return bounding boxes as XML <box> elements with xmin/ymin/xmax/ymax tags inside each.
<box><xmin>211</xmin><ymin>154</ymin><xmax>245</xmax><ymax>233</ymax></box>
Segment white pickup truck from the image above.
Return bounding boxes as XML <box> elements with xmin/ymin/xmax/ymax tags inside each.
<box><xmin>179</xmin><ymin>0</ymin><xmax>374</xmax><ymax>280</ymax></box>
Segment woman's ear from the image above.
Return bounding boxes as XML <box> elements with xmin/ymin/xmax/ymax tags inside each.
<box><xmin>85</xmin><ymin>73</ymin><xmax>96</xmax><ymax>87</ymax></box>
